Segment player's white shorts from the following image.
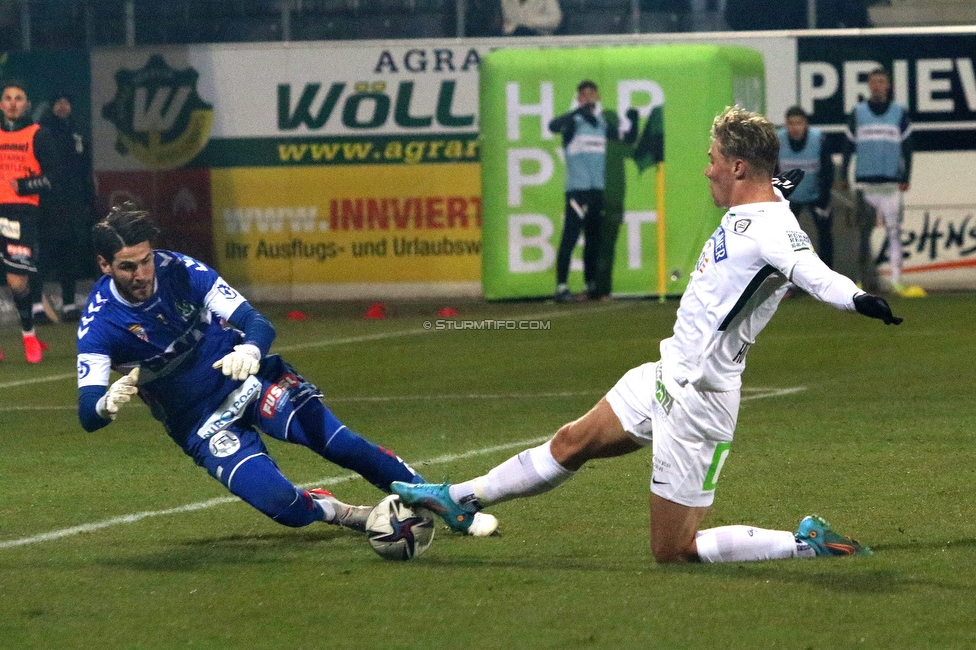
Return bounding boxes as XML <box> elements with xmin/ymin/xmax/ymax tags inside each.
<box><xmin>606</xmin><ymin>361</ymin><xmax>739</xmax><ymax>508</ymax></box>
<box><xmin>859</xmin><ymin>183</ymin><xmax>901</xmax><ymax>229</ymax></box>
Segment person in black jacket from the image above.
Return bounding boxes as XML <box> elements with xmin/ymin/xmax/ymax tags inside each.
<box><xmin>32</xmin><ymin>92</ymin><xmax>95</xmax><ymax>323</ymax></box>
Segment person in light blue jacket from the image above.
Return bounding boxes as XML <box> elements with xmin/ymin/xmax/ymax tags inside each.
<box><xmin>840</xmin><ymin>67</ymin><xmax>918</xmax><ymax>296</ymax></box>
<box><xmin>777</xmin><ymin>106</ymin><xmax>835</xmax><ymax>268</ymax></box>
<box><xmin>548</xmin><ymin>80</ymin><xmax>638</xmax><ymax>302</ymax></box>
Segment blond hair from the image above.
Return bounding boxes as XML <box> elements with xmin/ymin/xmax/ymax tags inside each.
<box><xmin>710</xmin><ymin>105</ymin><xmax>779</xmax><ymax>178</ymax></box>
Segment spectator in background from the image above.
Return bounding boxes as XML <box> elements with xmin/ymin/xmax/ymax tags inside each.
<box><xmin>777</xmin><ymin>106</ymin><xmax>835</xmax><ymax>268</ymax></box>
<box><xmin>32</xmin><ymin>91</ymin><xmax>95</xmax><ymax>323</ymax></box>
<box><xmin>0</xmin><ymin>79</ymin><xmax>60</xmax><ymax>363</ymax></box>
<box><xmin>501</xmin><ymin>0</ymin><xmax>562</xmax><ymax>36</ymax></box>
<box><xmin>548</xmin><ymin>80</ymin><xmax>638</xmax><ymax>302</ymax></box>
<box><xmin>840</xmin><ymin>67</ymin><xmax>922</xmax><ymax>297</ymax></box>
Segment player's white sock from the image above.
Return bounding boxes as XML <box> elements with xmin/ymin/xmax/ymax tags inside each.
<box><xmin>450</xmin><ymin>440</ymin><xmax>575</xmax><ymax>509</ymax></box>
<box><xmin>695</xmin><ymin>525</ymin><xmax>815</xmax><ymax>562</ymax></box>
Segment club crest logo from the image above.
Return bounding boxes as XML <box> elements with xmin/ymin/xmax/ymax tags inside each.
<box><xmin>102</xmin><ymin>54</ymin><xmax>213</xmax><ymax>169</ymax></box>
<box><xmin>128</xmin><ymin>324</ymin><xmax>149</xmax><ymax>342</ymax></box>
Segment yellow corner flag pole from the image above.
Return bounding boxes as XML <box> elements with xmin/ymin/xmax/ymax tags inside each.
<box><xmin>656</xmin><ymin>162</ymin><xmax>667</xmax><ymax>302</ymax></box>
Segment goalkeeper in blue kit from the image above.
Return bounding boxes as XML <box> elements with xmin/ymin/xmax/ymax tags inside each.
<box><xmin>76</xmin><ymin>205</ymin><xmax>433</xmax><ymax>533</ymax></box>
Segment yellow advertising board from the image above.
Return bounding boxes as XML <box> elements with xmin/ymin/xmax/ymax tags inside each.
<box><xmin>212</xmin><ymin>163</ymin><xmax>482</xmax><ymax>298</ymax></box>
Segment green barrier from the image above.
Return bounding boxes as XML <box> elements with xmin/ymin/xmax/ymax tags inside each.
<box><xmin>480</xmin><ymin>44</ymin><xmax>765</xmax><ymax>300</ymax></box>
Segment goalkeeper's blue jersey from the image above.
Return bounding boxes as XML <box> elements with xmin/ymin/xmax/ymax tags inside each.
<box><xmin>77</xmin><ymin>250</ymin><xmax>249</xmax><ymax>441</ymax></box>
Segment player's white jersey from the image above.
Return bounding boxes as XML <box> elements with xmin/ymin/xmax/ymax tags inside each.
<box><xmin>660</xmin><ymin>197</ymin><xmax>860</xmax><ymax>392</ymax></box>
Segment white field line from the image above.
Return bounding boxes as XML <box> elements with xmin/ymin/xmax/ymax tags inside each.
<box><xmin>0</xmin><ymin>302</ymin><xmax>638</xmax><ymax>392</ymax></box>
<box><xmin>0</xmin><ymin>386</ymin><xmax>803</xmax><ymax>551</ymax></box>
<box><xmin>0</xmin><ymin>385</ymin><xmax>804</xmax><ymax>412</ymax></box>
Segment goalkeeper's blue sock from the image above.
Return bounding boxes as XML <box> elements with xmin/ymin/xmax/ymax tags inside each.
<box><xmin>290</xmin><ymin>401</ymin><xmax>425</xmax><ymax>490</ymax></box>
<box><xmin>223</xmin><ymin>453</ymin><xmax>321</xmax><ymax>527</ymax></box>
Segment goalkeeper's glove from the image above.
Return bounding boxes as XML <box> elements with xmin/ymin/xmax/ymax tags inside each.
<box><xmin>772</xmin><ymin>169</ymin><xmax>805</xmax><ymax>199</ymax></box>
<box><xmin>853</xmin><ymin>293</ymin><xmax>903</xmax><ymax>325</ymax></box>
<box><xmin>212</xmin><ymin>344</ymin><xmax>261</xmax><ymax>381</ymax></box>
<box><xmin>96</xmin><ymin>367</ymin><xmax>140</xmax><ymax>420</ymax></box>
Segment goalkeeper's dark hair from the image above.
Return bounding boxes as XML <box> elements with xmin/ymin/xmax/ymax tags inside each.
<box><xmin>93</xmin><ymin>203</ymin><xmax>161</xmax><ymax>264</ymax></box>
<box><xmin>711</xmin><ymin>105</ymin><xmax>779</xmax><ymax>178</ymax></box>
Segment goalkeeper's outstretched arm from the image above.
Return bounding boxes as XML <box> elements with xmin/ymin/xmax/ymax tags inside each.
<box><xmin>78</xmin><ymin>367</ymin><xmax>140</xmax><ymax>432</ymax></box>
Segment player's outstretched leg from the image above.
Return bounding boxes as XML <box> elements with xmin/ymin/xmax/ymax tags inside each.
<box><xmin>389</xmin><ymin>482</ymin><xmax>497</xmax><ymax>536</ymax></box>
<box><xmin>309</xmin><ymin>488</ymin><xmax>373</xmax><ymax>533</ymax></box>
<box><xmin>286</xmin><ymin>399</ymin><xmax>426</xmax><ymax>491</ymax></box>
<box><xmin>196</xmin><ymin>428</ymin><xmax>371</xmax><ymax>532</ymax></box>
<box><xmin>794</xmin><ymin>515</ymin><xmax>872</xmax><ymax>556</ymax></box>
<box><xmin>218</xmin><ymin>451</ymin><xmax>367</xmax><ymax>530</ymax></box>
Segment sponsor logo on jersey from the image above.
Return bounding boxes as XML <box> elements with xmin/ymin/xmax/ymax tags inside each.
<box><xmin>209</xmin><ymin>431</ymin><xmax>241</xmax><ymax>458</ymax></box>
<box><xmin>259</xmin><ymin>373</ymin><xmax>300</xmax><ymax>418</ymax></box>
<box><xmin>654</xmin><ymin>363</ymin><xmax>673</xmax><ymax>415</ymax></box>
<box><xmin>0</xmin><ymin>217</ymin><xmax>21</xmax><ymax>239</ymax></box>
<box><xmin>733</xmin><ymin>219</ymin><xmax>751</xmax><ymax>233</ymax></box>
<box><xmin>713</xmin><ymin>227</ymin><xmax>728</xmax><ymax>262</ymax></box>
<box><xmin>197</xmin><ymin>376</ymin><xmax>262</xmax><ymax>439</ymax></box>
<box><xmin>787</xmin><ymin>230</ymin><xmax>812</xmax><ymax>252</ymax></box>
<box><xmin>128</xmin><ymin>324</ymin><xmax>149</xmax><ymax>342</ymax></box>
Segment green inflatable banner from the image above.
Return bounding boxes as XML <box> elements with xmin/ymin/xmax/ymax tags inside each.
<box><xmin>480</xmin><ymin>44</ymin><xmax>765</xmax><ymax>300</ymax></box>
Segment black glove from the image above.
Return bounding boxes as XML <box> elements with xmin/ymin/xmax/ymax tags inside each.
<box><xmin>575</xmin><ymin>103</ymin><xmax>598</xmax><ymax>126</ymax></box>
<box><xmin>772</xmin><ymin>169</ymin><xmax>805</xmax><ymax>199</ymax></box>
<box><xmin>853</xmin><ymin>293</ymin><xmax>903</xmax><ymax>325</ymax></box>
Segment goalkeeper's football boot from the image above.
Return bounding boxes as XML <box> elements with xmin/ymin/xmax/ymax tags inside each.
<box><xmin>308</xmin><ymin>489</ymin><xmax>372</xmax><ymax>533</ymax></box>
<box><xmin>795</xmin><ymin>515</ymin><xmax>872</xmax><ymax>556</ymax></box>
<box><xmin>390</xmin><ymin>481</ymin><xmax>499</xmax><ymax>536</ymax></box>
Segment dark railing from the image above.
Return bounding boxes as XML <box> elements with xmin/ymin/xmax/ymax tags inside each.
<box><xmin>0</xmin><ymin>0</ymin><xmax>887</xmax><ymax>51</ymax></box>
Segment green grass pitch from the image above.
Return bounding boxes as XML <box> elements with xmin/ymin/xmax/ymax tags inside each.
<box><xmin>1</xmin><ymin>294</ymin><xmax>974</xmax><ymax>649</ymax></box>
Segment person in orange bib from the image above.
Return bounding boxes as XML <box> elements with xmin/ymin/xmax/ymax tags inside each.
<box><xmin>0</xmin><ymin>79</ymin><xmax>60</xmax><ymax>363</ymax></box>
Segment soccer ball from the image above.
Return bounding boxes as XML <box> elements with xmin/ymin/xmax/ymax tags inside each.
<box><xmin>366</xmin><ymin>495</ymin><xmax>435</xmax><ymax>561</ymax></box>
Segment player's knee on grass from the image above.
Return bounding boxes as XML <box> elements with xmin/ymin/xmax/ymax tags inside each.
<box><xmin>650</xmin><ymin>537</ymin><xmax>699</xmax><ymax>564</ymax></box>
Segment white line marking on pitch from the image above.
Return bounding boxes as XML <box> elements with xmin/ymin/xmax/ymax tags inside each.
<box><xmin>0</xmin><ymin>302</ymin><xmax>637</xmax><ymax>392</ymax></box>
<box><xmin>0</xmin><ymin>385</ymin><xmax>805</xmax><ymax>412</ymax></box>
<box><xmin>0</xmin><ymin>385</ymin><xmax>803</xmax><ymax>550</ymax></box>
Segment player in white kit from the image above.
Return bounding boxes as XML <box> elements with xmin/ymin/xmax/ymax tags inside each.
<box><xmin>393</xmin><ymin>106</ymin><xmax>902</xmax><ymax>561</ymax></box>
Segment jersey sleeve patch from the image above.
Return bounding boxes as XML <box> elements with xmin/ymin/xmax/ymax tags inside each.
<box><xmin>78</xmin><ymin>353</ymin><xmax>112</xmax><ymax>388</ymax></box>
<box><xmin>787</xmin><ymin>230</ymin><xmax>813</xmax><ymax>252</ymax></box>
<box><xmin>205</xmin><ymin>276</ymin><xmax>248</xmax><ymax>320</ymax></box>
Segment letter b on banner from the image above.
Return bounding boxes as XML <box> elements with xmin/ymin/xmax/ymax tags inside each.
<box><xmin>508</xmin><ymin>214</ymin><xmax>555</xmax><ymax>273</ymax></box>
